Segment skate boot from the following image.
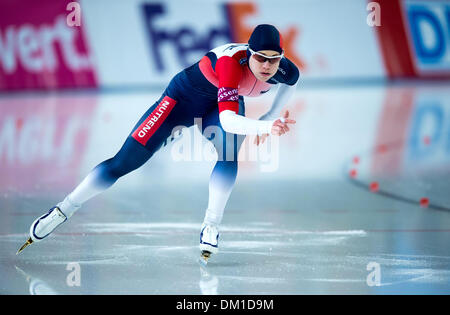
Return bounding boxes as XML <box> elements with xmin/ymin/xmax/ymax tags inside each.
<box><xmin>199</xmin><ymin>224</ymin><xmax>219</xmax><ymax>266</ymax></box>
<box><xmin>16</xmin><ymin>206</ymin><xmax>67</xmax><ymax>254</ymax></box>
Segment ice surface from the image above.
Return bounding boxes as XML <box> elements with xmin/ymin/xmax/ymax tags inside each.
<box><xmin>1</xmin><ymin>82</ymin><xmax>450</xmax><ymax>294</ymax></box>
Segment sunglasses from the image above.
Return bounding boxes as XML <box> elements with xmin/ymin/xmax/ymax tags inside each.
<box><xmin>249</xmin><ymin>48</ymin><xmax>284</xmax><ymax>64</ymax></box>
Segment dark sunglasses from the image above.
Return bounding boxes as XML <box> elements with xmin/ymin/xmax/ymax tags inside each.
<box><xmin>249</xmin><ymin>48</ymin><xmax>284</xmax><ymax>64</ymax></box>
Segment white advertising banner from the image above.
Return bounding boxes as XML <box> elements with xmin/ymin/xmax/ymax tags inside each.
<box><xmin>79</xmin><ymin>0</ymin><xmax>386</xmax><ymax>88</ymax></box>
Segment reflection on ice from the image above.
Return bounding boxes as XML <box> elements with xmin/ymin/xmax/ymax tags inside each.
<box><xmin>345</xmin><ymin>84</ymin><xmax>450</xmax><ymax>211</ymax></box>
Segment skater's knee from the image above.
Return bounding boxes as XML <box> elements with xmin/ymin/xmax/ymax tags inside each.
<box><xmin>215</xmin><ymin>159</ymin><xmax>238</xmax><ymax>168</ymax></box>
<box><xmin>93</xmin><ymin>157</ymin><xmax>131</xmax><ymax>185</ymax></box>
<box><xmin>213</xmin><ymin>160</ymin><xmax>238</xmax><ymax>179</ymax></box>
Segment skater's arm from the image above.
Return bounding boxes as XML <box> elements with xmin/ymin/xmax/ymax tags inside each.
<box><xmin>259</xmin><ymin>81</ymin><xmax>298</xmax><ymax>121</ymax></box>
<box><xmin>254</xmin><ymin>82</ymin><xmax>296</xmax><ymax>143</ymax></box>
<box><xmin>260</xmin><ymin>57</ymin><xmax>300</xmax><ymax>121</ymax></box>
<box><xmin>219</xmin><ymin>110</ymin><xmax>275</xmax><ymax>135</ymax></box>
<box><xmin>219</xmin><ymin>110</ymin><xmax>295</xmax><ymax>136</ymax></box>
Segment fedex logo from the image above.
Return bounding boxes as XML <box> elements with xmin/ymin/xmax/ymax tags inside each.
<box><xmin>142</xmin><ymin>3</ymin><xmax>231</xmax><ymax>71</ymax></box>
<box><xmin>405</xmin><ymin>1</ymin><xmax>450</xmax><ymax>73</ymax></box>
<box><xmin>141</xmin><ymin>2</ymin><xmax>304</xmax><ymax>72</ymax></box>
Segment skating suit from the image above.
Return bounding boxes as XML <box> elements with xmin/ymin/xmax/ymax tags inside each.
<box><xmin>129</xmin><ymin>43</ymin><xmax>300</xmax><ymax>156</ymax></box>
<box><xmin>57</xmin><ymin>43</ymin><xmax>300</xmax><ymax>220</ymax></box>
<box><xmin>86</xmin><ymin>43</ymin><xmax>299</xmax><ymax>189</ymax></box>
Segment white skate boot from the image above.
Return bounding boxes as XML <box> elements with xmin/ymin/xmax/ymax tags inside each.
<box><xmin>199</xmin><ymin>224</ymin><xmax>219</xmax><ymax>265</ymax></box>
<box><xmin>17</xmin><ymin>206</ymin><xmax>67</xmax><ymax>254</ymax></box>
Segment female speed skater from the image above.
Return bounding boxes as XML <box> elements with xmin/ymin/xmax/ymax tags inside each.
<box><xmin>17</xmin><ymin>24</ymin><xmax>300</xmax><ymax>264</ymax></box>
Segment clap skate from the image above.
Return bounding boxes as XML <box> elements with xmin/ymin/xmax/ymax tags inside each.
<box><xmin>16</xmin><ymin>206</ymin><xmax>67</xmax><ymax>255</ymax></box>
<box><xmin>199</xmin><ymin>224</ymin><xmax>219</xmax><ymax>266</ymax></box>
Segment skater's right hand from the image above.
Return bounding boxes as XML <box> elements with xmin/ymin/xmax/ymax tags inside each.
<box><xmin>270</xmin><ymin>110</ymin><xmax>296</xmax><ymax>136</ymax></box>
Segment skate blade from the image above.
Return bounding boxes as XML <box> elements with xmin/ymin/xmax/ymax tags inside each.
<box><xmin>198</xmin><ymin>251</ymin><xmax>211</xmax><ymax>267</ymax></box>
<box><xmin>16</xmin><ymin>238</ymin><xmax>33</xmax><ymax>255</ymax></box>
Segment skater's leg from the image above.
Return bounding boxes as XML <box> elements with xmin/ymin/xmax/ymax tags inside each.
<box><xmin>204</xmin><ymin>156</ymin><xmax>241</xmax><ymax>226</ymax></box>
<box><xmin>22</xmin><ymin>135</ymin><xmax>157</xmax><ymax>247</ymax></box>
<box><xmin>58</xmin><ymin>137</ymin><xmax>154</xmax><ymax>218</ymax></box>
<box><xmin>198</xmin><ymin>97</ymin><xmax>245</xmax><ymax>258</ymax></box>
<box><xmin>202</xmin><ymin>97</ymin><xmax>245</xmax><ymax>226</ymax></box>
<box><xmin>24</xmin><ymin>94</ymin><xmax>182</xmax><ymax>246</ymax></box>
<box><xmin>59</xmin><ymin>93</ymin><xmax>185</xmax><ymax>218</ymax></box>
<box><xmin>20</xmin><ymin>70</ymin><xmax>212</xmax><ymax>252</ymax></box>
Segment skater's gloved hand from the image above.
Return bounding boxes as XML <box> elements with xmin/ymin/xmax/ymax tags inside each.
<box><xmin>270</xmin><ymin>110</ymin><xmax>296</xmax><ymax>137</ymax></box>
<box><xmin>255</xmin><ymin>110</ymin><xmax>296</xmax><ymax>145</ymax></box>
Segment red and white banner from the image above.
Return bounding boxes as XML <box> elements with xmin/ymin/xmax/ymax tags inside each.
<box><xmin>0</xmin><ymin>0</ymin><xmax>97</xmax><ymax>91</ymax></box>
<box><xmin>375</xmin><ymin>0</ymin><xmax>450</xmax><ymax>79</ymax></box>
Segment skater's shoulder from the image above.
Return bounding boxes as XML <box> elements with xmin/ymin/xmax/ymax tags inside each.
<box><xmin>205</xmin><ymin>44</ymin><xmax>248</xmax><ymax>76</ymax></box>
<box><xmin>267</xmin><ymin>57</ymin><xmax>300</xmax><ymax>86</ymax></box>
<box><xmin>209</xmin><ymin>43</ymin><xmax>249</xmax><ymax>56</ymax></box>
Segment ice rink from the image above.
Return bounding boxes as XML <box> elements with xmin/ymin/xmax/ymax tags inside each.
<box><xmin>1</xmin><ymin>81</ymin><xmax>450</xmax><ymax>295</ymax></box>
